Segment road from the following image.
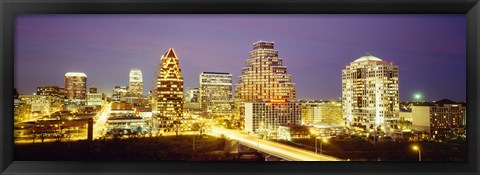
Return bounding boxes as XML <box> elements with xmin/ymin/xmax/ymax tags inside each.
<box><xmin>93</xmin><ymin>103</ymin><xmax>111</xmax><ymax>139</ymax></box>
<box><xmin>209</xmin><ymin>127</ymin><xmax>344</xmax><ymax>161</ymax></box>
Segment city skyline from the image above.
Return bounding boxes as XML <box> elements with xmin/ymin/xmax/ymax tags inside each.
<box><xmin>15</xmin><ymin>14</ymin><xmax>466</xmax><ymax>101</ymax></box>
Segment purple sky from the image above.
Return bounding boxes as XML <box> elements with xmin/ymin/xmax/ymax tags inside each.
<box><xmin>15</xmin><ymin>14</ymin><xmax>466</xmax><ymax>102</ymax></box>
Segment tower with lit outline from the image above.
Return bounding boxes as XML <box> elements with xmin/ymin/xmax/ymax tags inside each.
<box><xmin>153</xmin><ymin>48</ymin><xmax>184</xmax><ymax>131</ymax></box>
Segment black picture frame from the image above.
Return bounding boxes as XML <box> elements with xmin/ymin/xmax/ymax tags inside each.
<box><xmin>1</xmin><ymin>0</ymin><xmax>479</xmax><ymax>174</ymax></box>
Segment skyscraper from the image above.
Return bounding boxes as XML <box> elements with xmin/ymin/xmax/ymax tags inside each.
<box><xmin>234</xmin><ymin>41</ymin><xmax>296</xmax><ymax>103</ymax></box>
<box><xmin>64</xmin><ymin>72</ymin><xmax>87</xmax><ymax>103</ymax></box>
<box><xmin>153</xmin><ymin>48</ymin><xmax>184</xmax><ymax>131</ymax></box>
<box><xmin>128</xmin><ymin>68</ymin><xmax>144</xmax><ymax>97</ymax></box>
<box><xmin>342</xmin><ymin>53</ymin><xmax>399</xmax><ymax>133</ymax></box>
<box><xmin>199</xmin><ymin>72</ymin><xmax>233</xmax><ymax>117</ymax></box>
<box><xmin>234</xmin><ymin>41</ymin><xmax>298</xmax><ymax>130</ymax></box>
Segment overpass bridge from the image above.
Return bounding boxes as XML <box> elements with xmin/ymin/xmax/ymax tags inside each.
<box><xmin>210</xmin><ymin>128</ymin><xmax>344</xmax><ymax>161</ymax></box>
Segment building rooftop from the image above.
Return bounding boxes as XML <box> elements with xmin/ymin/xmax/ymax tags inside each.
<box><xmin>353</xmin><ymin>53</ymin><xmax>383</xmax><ymax>62</ymax></box>
<box><xmin>65</xmin><ymin>72</ymin><xmax>87</xmax><ymax>77</ymax></box>
<box><xmin>201</xmin><ymin>72</ymin><xmax>231</xmax><ymax>75</ymax></box>
<box><xmin>434</xmin><ymin>99</ymin><xmax>464</xmax><ymax>106</ymax></box>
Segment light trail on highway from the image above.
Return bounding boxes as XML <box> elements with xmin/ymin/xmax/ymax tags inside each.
<box><xmin>210</xmin><ymin>127</ymin><xmax>344</xmax><ymax>161</ymax></box>
<box><xmin>93</xmin><ymin>103</ymin><xmax>111</xmax><ymax>139</ymax></box>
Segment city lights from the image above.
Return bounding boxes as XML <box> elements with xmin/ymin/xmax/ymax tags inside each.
<box><xmin>13</xmin><ymin>16</ymin><xmax>466</xmax><ymax>162</ymax></box>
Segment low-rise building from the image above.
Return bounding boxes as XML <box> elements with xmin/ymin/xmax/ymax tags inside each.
<box><xmin>86</xmin><ymin>92</ymin><xmax>103</xmax><ymax>106</ymax></box>
<box><xmin>301</xmin><ymin>101</ymin><xmax>343</xmax><ymax>126</ymax></box>
<box><xmin>411</xmin><ymin>99</ymin><xmax>466</xmax><ymax>140</ymax></box>
<box><xmin>18</xmin><ymin>95</ymin><xmax>51</xmax><ymax>115</ymax></box>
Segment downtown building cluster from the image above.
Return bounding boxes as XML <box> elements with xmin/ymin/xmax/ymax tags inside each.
<box><xmin>14</xmin><ymin>40</ymin><xmax>466</xmax><ymax>142</ymax></box>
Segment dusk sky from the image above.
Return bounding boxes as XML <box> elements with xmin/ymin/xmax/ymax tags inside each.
<box><xmin>15</xmin><ymin>14</ymin><xmax>466</xmax><ymax>102</ymax></box>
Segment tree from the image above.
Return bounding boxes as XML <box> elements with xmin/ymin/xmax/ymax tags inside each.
<box><xmin>39</xmin><ymin>133</ymin><xmax>46</xmax><ymax>143</ymax></box>
<box><xmin>192</xmin><ymin>122</ymin><xmax>207</xmax><ymax>135</ymax></box>
<box><xmin>54</xmin><ymin>133</ymin><xmax>64</xmax><ymax>142</ymax></box>
<box><xmin>107</xmin><ymin>128</ymin><xmax>124</xmax><ymax>141</ymax></box>
<box><xmin>32</xmin><ymin>134</ymin><xmax>37</xmax><ymax>143</ymax></box>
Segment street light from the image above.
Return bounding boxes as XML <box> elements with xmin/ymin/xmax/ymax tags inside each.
<box><xmin>412</xmin><ymin>145</ymin><xmax>421</xmax><ymax>161</ymax></box>
<box><xmin>315</xmin><ymin>137</ymin><xmax>328</xmax><ymax>154</ymax></box>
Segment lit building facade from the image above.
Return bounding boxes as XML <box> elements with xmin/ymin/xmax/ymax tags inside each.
<box><xmin>36</xmin><ymin>86</ymin><xmax>65</xmax><ymax>100</ymax></box>
<box><xmin>87</xmin><ymin>92</ymin><xmax>103</xmax><ymax>106</ymax></box>
<box><xmin>199</xmin><ymin>72</ymin><xmax>233</xmax><ymax>117</ymax></box>
<box><xmin>128</xmin><ymin>68</ymin><xmax>144</xmax><ymax>97</ymax></box>
<box><xmin>18</xmin><ymin>95</ymin><xmax>52</xmax><ymax>115</ymax></box>
<box><xmin>185</xmin><ymin>88</ymin><xmax>199</xmax><ymax>103</ymax></box>
<box><xmin>399</xmin><ymin>109</ymin><xmax>413</xmax><ymax>122</ymax></box>
<box><xmin>184</xmin><ymin>88</ymin><xmax>200</xmax><ymax>115</ymax></box>
<box><xmin>342</xmin><ymin>54</ymin><xmax>399</xmax><ymax>133</ymax></box>
<box><xmin>64</xmin><ymin>72</ymin><xmax>87</xmax><ymax>103</ymax></box>
<box><xmin>234</xmin><ymin>41</ymin><xmax>296</xmax><ymax>129</ymax></box>
<box><xmin>112</xmin><ymin>86</ymin><xmax>128</xmax><ymax>102</ymax></box>
<box><xmin>301</xmin><ymin>101</ymin><xmax>344</xmax><ymax>126</ymax></box>
<box><xmin>152</xmin><ymin>48</ymin><xmax>184</xmax><ymax>131</ymax></box>
<box><xmin>244</xmin><ymin>100</ymin><xmax>302</xmax><ymax>134</ymax></box>
<box><xmin>36</xmin><ymin>86</ymin><xmax>65</xmax><ymax>111</ymax></box>
<box><xmin>411</xmin><ymin>99</ymin><xmax>466</xmax><ymax>140</ymax></box>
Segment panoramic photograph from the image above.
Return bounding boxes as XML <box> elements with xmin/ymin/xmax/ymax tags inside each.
<box><xmin>13</xmin><ymin>14</ymin><xmax>466</xmax><ymax>161</ymax></box>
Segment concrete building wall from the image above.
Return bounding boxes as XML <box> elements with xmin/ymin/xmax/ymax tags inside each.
<box><xmin>411</xmin><ymin>106</ymin><xmax>431</xmax><ymax>133</ymax></box>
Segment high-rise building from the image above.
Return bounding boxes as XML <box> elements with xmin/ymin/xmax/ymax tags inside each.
<box><xmin>112</xmin><ymin>86</ymin><xmax>128</xmax><ymax>102</ymax></box>
<box><xmin>234</xmin><ymin>41</ymin><xmax>296</xmax><ymax>102</ymax></box>
<box><xmin>64</xmin><ymin>72</ymin><xmax>87</xmax><ymax>103</ymax></box>
<box><xmin>128</xmin><ymin>68</ymin><xmax>144</xmax><ymax>97</ymax></box>
<box><xmin>342</xmin><ymin>53</ymin><xmax>399</xmax><ymax>133</ymax></box>
<box><xmin>234</xmin><ymin>41</ymin><xmax>297</xmax><ymax>129</ymax></box>
<box><xmin>199</xmin><ymin>72</ymin><xmax>233</xmax><ymax>117</ymax></box>
<box><xmin>153</xmin><ymin>48</ymin><xmax>184</xmax><ymax>131</ymax></box>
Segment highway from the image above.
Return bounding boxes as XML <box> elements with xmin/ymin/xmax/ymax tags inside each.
<box><xmin>210</xmin><ymin>127</ymin><xmax>344</xmax><ymax>161</ymax></box>
<box><xmin>93</xmin><ymin>103</ymin><xmax>111</xmax><ymax>139</ymax></box>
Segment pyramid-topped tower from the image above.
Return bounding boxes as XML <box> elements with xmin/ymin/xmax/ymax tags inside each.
<box><xmin>153</xmin><ymin>48</ymin><xmax>184</xmax><ymax>131</ymax></box>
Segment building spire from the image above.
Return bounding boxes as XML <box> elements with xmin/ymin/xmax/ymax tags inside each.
<box><xmin>165</xmin><ymin>48</ymin><xmax>177</xmax><ymax>58</ymax></box>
